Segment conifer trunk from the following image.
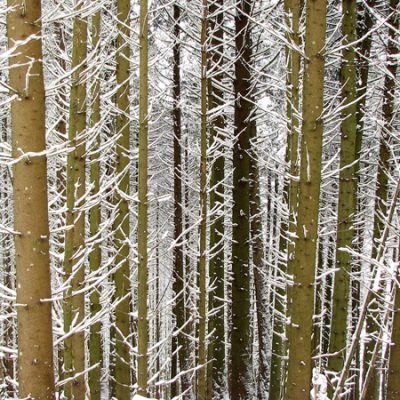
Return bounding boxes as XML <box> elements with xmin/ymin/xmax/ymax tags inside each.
<box><xmin>63</xmin><ymin>6</ymin><xmax>87</xmax><ymax>399</ymax></box>
<box><xmin>137</xmin><ymin>0</ymin><xmax>149</xmax><ymax>395</ymax></box>
<box><xmin>285</xmin><ymin>0</ymin><xmax>327</xmax><ymax>395</ymax></box>
<box><xmin>230</xmin><ymin>1</ymin><xmax>254</xmax><ymax>398</ymax></box>
<box><xmin>7</xmin><ymin>0</ymin><xmax>56</xmax><ymax>398</ymax></box>
<box><xmin>207</xmin><ymin>1</ymin><xmax>226</xmax><ymax>396</ymax></box>
<box><xmin>89</xmin><ymin>10</ymin><xmax>103</xmax><ymax>400</ymax></box>
<box><xmin>113</xmin><ymin>0</ymin><xmax>132</xmax><ymax>396</ymax></box>
<box><xmin>171</xmin><ymin>3</ymin><xmax>190</xmax><ymax>397</ymax></box>
<box><xmin>328</xmin><ymin>0</ymin><xmax>357</xmax><ymax>391</ymax></box>
<box><xmin>249</xmin><ymin>122</ymin><xmax>269</xmax><ymax>399</ymax></box>
<box><xmin>270</xmin><ymin>0</ymin><xmax>301</xmax><ymax>396</ymax></box>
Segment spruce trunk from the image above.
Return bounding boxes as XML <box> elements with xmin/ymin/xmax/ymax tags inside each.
<box><xmin>207</xmin><ymin>0</ymin><xmax>225</xmax><ymax>396</ymax></box>
<box><xmin>137</xmin><ymin>0</ymin><xmax>149</xmax><ymax>395</ymax></box>
<box><xmin>230</xmin><ymin>1</ymin><xmax>254</xmax><ymax>398</ymax></box>
<box><xmin>328</xmin><ymin>0</ymin><xmax>358</xmax><ymax>392</ymax></box>
<box><xmin>285</xmin><ymin>0</ymin><xmax>327</xmax><ymax>395</ymax></box>
<box><xmin>113</xmin><ymin>0</ymin><xmax>132</xmax><ymax>397</ymax></box>
<box><xmin>7</xmin><ymin>0</ymin><xmax>56</xmax><ymax>398</ymax></box>
<box><xmin>63</xmin><ymin>7</ymin><xmax>87</xmax><ymax>399</ymax></box>
<box><xmin>89</xmin><ymin>10</ymin><xmax>103</xmax><ymax>400</ymax></box>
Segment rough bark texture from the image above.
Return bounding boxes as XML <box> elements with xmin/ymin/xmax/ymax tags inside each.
<box><xmin>285</xmin><ymin>0</ymin><xmax>327</xmax><ymax>396</ymax></box>
<box><xmin>230</xmin><ymin>1</ymin><xmax>254</xmax><ymax>398</ymax></box>
<box><xmin>7</xmin><ymin>1</ymin><xmax>56</xmax><ymax>399</ymax></box>
<box><xmin>137</xmin><ymin>0</ymin><xmax>149</xmax><ymax>395</ymax></box>
<box><xmin>63</xmin><ymin>6</ymin><xmax>87</xmax><ymax>399</ymax></box>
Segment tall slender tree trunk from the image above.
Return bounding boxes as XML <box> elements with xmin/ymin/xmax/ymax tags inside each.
<box><xmin>171</xmin><ymin>4</ymin><xmax>190</xmax><ymax>397</ymax></box>
<box><xmin>198</xmin><ymin>1</ymin><xmax>208</xmax><ymax>398</ymax></box>
<box><xmin>7</xmin><ymin>0</ymin><xmax>56</xmax><ymax>398</ymax></box>
<box><xmin>328</xmin><ymin>0</ymin><xmax>357</xmax><ymax>393</ymax></box>
<box><xmin>113</xmin><ymin>0</ymin><xmax>132</xmax><ymax>397</ymax></box>
<box><xmin>63</xmin><ymin>5</ymin><xmax>87</xmax><ymax>399</ymax></box>
<box><xmin>89</xmin><ymin>10</ymin><xmax>103</xmax><ymax>400</ymax></box>
<box><xmin>285</xmin><ymin>0</ymin><xmax>327</xmax><ymax>396</ymax></box>
<box><xmin>270</xmin><ymin>0</ymin><xmax>301</xmax><ymax>396</ymax></box>
<box><xmin>230</xmin><ymin>1</ymin><xmax>254</xmax><ymax>398</ymax></box>
<box><xmin>137</xmin><ymin>0</ymin><xmax>149</xmax><ymax>395</ymax></box>
<box><xmin>364</xmin><ymin>0</ymin><xmax>399</xmax><ymax>397</ymax></box>
<box><xmin>207</xmin><ymin>1</ymin><xmax>226</xmax><ymax>397</ymax></box>
<box><xmin>249</xmin><ymin>121</ymin><xmax>269</xmax><ymax>399</ymax></box>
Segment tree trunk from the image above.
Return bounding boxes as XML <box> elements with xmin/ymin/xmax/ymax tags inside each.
<box><xmin>113</xmin><ymin>0</ymin><xmax>132</xmax><ymax>397</ymax></box>
<box><xmin>207</xmin><ymin>0</ymin><xmax>226</xmax><ymax>396</ymax></box>
<box><xmin>230</xmin><ymin>1</ymin><xmax>254</xmax><ymax>398</ymax></box>
<box><xmin>63</xmin><ymin>5</ymin><xmax>87</xmax><ymax>399</ymax></box>
<box><xmin>171</xmin><ymin>4</ymin><xmax>190</xmax><ymax>397</ymax></box>
<box><xmin>137</xmin><ymin>0</ymin><xmax>149</xmax><ymax>395</ymax></box>
<box><xmin>328</xmin><ymin>0</ymin><xmax>358</xmax><ymax>394</ymax></box>
<box><xmin>89</xmin><ymin>10</ymin><xmax>103</xmax><ymax>400</ymax></box>
<box><xmin>7</xmin><ymin>0</ymin><xmax>56</xmax><ymax>398</ymax></box>
<box><xmin>249</xmin><ymin>121</ymin><xmax>269</xmax><ymax>399</ymax></box>
<box><xmin>270</xmin><ymin>0</ymin><xmax>301</xmax><ymax>396</ymax></box>
<box><xmin>285</xmin><ymin>0</ymin><xmax>327</xmax><ymax>396</ymax></box>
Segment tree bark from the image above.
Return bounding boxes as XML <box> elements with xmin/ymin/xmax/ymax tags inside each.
<box><xmin>113</xmin><ymin>0</ymin><xmax>132</xmax><ymax>397</ymax></box>
<box><xmin>89</xmin><ymin>10</ymin><xmax>103</xmax><ymax>400</ymax></box>
<box><xmin>7</xmin><ymin>0</ymin><xmax>56</xmax><ymax>398</ymax></box>
<box><xmin>207</xmin><ymin>0</ymin><xmax>226</xmax><ymax>396</ymax></box>
<box><xmin>328</xmin><ymin>0</ymin><xmax>358</xmax><ymax>393</ymax></box>
<box><xmin>230</xmin><ymin>1</ymin><xmax>254</xmax><ymax>398</ymax></box>
<box><xmin>270</xmin><ymin>0</ymin><xmax>302</xmax><ymax>396</ymax></box>
<box><xmin>137</xmin><ymin>0</ymin><xmax>149</xmax><ymax>395</ymax></box>
<box><xmin>63</xmin><ymin>5</ymin><xmax>87</xmax><ymax>399</ymax></box>
<box><xmin>285</xmin><ymin>0</ymin><xmax>327</xmax><ymax>396</ymax></box>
